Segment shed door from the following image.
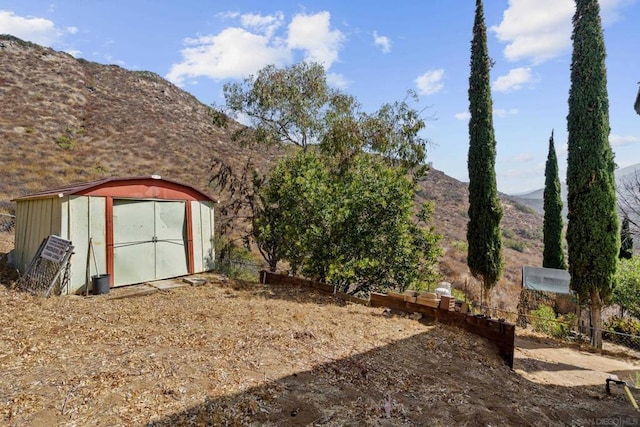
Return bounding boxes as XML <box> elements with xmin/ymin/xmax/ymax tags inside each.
<box><xmin>113</xmin><ymin>199</ymin><xmax>188</xmax><ymax>286</ymax></box>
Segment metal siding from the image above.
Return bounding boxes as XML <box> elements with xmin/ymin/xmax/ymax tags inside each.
<box><xmin>63</xmin><ymin>196</ymin><xmax>107</xmax><ymax>294</ymax></box>
<box><xmin>14</xmin><ymin>197</ymin><xmax>63</xmax><ymax>273</ymax></box>
<box><xmin>112</xmin><ymin>199</ymin><xmax>189</xmax><ymax>286</ymax></box>
<box><xmin>68</xmin><ymin>197</ymin><xmax>89</xmax><ymax>294</ymax></box>
<box><xmin>155</xmin><ymin>201</ymin><xmax>188</xmax><ymax>278</ymax></box>
<box><xmin>200</xmin><ymin>201</ymin><xmax>215</xmax><ymax>271</ymax></box>
<box><xmin>89</xmin><ymin>197</ymin><xmax>107</xmax><ymax>285</ymax></box>
<box><xmin>113</xmin><ymin>200</ymin><xmax>156</xmax><ymax>286</ymax></box>
<box><xmin>191</xmin><ymin>201</ymin><xmax>204</xmax><ymax>272</ymax></box>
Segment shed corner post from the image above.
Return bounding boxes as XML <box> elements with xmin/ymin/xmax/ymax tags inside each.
<box><xmin>105</xmin><ymin>196</ymin><xmax>114</xmax><ymax>286</ymax></box>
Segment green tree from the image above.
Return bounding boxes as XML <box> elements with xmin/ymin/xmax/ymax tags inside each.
<box><xmin>216</xmin><ymin>62</ymin><xmax>441</xmax><ymax>293</ymax></box>
<box><xmin>566</xmin><ymin>0</ymin><xmax>620</xmax><ymax>349</ymax></box>
<box><xmin>256</xmin><ymin>150</ymin><xmax>442</xmax><ymax>295</ymax></box>
<box><xmin>467</xmin><ymin>0</ymin><xmax>503</xmax><ymax>298</ymax></box>
<box><xmin>315</xmin><ymin>155</ymin><xmax>441</xmax><ymax>294</ymax></box>
<box><xmin>256</xmin><ymin>150</ymin><xmax>330</xmax><ymax>274</ymax></box>
<box><xmin>620</xmin><ymin>216</ymin><xmax>634</xmax><ymax>260</ymax></box>
<box><xmin>220</xmin><ymin>62</ymin><xmax>331</xmax><ymax>150</ymax></box>
<box><xmin>543</xmin><ymin>130</ymin><xmax>567</xmax><ymax>270</ymax></box>
<box><xmin>220</xmin><ymin>62</ymin><xmax>430</xmax><ymax>171</ymax></box>
<box><xmin>613</xmin><ymin>256</ymin><xmax>640</xmax><ymax>318</ymax></box>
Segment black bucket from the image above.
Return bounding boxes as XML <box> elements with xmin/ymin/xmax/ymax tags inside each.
<box><xmin>92</xmin><ymin>274</ymin><xmax>111</xmax><ymax>295</ymax></box>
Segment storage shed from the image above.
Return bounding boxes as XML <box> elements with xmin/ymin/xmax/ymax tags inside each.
<box><xmin>13</xmin><ymin>176</ymin><xmax>216</xmax><ymax>294</ymax></box>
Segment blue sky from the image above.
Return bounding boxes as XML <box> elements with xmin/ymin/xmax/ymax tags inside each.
<box><xmin>1</xmin><ymin>0</ymin><xmax>639</xmax><ymax>194</ymax></box>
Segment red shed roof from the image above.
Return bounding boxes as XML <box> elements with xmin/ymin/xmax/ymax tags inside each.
<box><xmin>13</xmin><ymin>176</ymin><xmax>216</xmax><ymax>202</ymax></box>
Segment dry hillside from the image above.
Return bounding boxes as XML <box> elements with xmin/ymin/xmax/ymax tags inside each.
<box><xmin>0</xmin><ymin>34</ymin><xmax>544</xmax><ymax>310</ymax></box>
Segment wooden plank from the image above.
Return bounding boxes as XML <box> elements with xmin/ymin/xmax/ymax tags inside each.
<box><xmin>335</xmin><ymin>291</ymin><xmax>369</xmax><ymax>306</ymax></box>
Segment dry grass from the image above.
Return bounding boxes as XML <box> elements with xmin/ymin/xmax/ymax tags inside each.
<box><xmin>0</xmin><ymin>276</ymin><xmax>636</xmax><ymax>427</ymax></box>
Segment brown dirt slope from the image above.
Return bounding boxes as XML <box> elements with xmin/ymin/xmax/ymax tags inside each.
<box><xmin>0</xmin><ymin>277</ymin><xmax>636</xmax><ymax>427</ymax></box>
<box><xmin>0</xmin><ymin>34</ymin><xmax>280</xmax><ymax>205</ymax></box>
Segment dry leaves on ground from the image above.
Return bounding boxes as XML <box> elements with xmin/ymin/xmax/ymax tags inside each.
<box><xmin>0</xmin><ymin>275</ymin><xmax>637</xmax><ymax>426</ymax></box>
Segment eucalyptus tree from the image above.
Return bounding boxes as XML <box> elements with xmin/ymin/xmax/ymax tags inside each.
<box><xmin>212</xmin><ymin>62</ymin><xmax>441</xmax><ymax>293</ymax></box>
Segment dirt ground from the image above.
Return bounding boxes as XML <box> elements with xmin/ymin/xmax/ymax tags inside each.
<box><xmin>1</xmin><ymin>275</ymin><xmax>639</xmax><ymax>427</ymax></box>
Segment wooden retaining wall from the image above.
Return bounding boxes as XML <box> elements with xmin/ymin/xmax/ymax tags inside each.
<box><xmin>260</xmin><ymin>271</ymin><xmax>515</xmax><ymax>368</ymax></box>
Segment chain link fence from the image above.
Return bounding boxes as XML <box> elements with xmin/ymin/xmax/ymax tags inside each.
<box><xmin>0</xmin><ymin>213</ymin><xmax>15</xmax><ymax>232</ymax></box>
<box><xmin>215</xmin><ymin>258</ymin><xmax>263</xmax><ymax>280</ymax></box>
<box><xmin>471</xmin><ymin>302</ymin><xmax>640</xmax><ymax>356</ymax></box>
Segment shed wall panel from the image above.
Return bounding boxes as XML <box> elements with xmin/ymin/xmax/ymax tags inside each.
<box><xmin>113</xmin><ymin>200</ymin><xmax>156</xmax><ymax>286</ymax></box>
<box><xmin>66</xmin><ymin>196</ymin><xmax>106</xmax><ymax>294</ymax></box>
<box><xmin>155</xmin><ymin>200</ymin><xmax>189</xmax><ymax>279</ymax></box>
<box><xmin>15</xmin><ymin>198</ymin><xmax>63</xmax><ymax>273</ymax></box>
<box><xmin>191</xmin><ymin>200</ymin><xmax>215</xmax><ymax>272</ymax></box>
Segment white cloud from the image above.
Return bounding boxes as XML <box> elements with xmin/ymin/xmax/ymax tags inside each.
<box><xmin>373</xmin><ymin>31</ymin><xmax>391</xmax><ymax>53</ymax></box>
<box><xmin>610</xmin><ymin>134</ymin><xmax>640</xmax><ymax>147</ymax></box>
<box><xmin>167</xmin><ymin>11</ymin><xmax>343</xmax><ymax>87</ymax></box>
<box><xmin>415</xmin><ymin>69</ymin><xmax>444</xmax><ymax>96</ymax></box>
<box><xmin>65</xmin><ymin>49</ymin><xmax>82</xmax><ymax>57</ymax></box>
<box><xmin>327</xmin><ymin>72</ymin><xmax>349</xmax><ymax>89</ymax></box>
<box><xmin>240</xmin><ymin>12</ymin><xmax>284</xmax><ymax>38</ymax></box>
<box><xmin>166</xmin><ymin>27</ymin><xmax>291</xmax><ymax>86</ymax></box>
<box><xmin>494</xmin><ymin>108</ymin><xmax>519</xmax><ymax>118</ymax></box>
<box><xmin>455</xmin><ymin>111</ymin><xmax>470</xmax><ymax>121</ymax></box>
<box><xmin>287</xmin><ymin>11</ymin><xmax>344</xmax><ymax>67</ymax></box>
<box><xmin>493</xmin><ymin>67</ymin><xmax>533</xmax><ymax>93</ymax></box>
<box><xmin>500</xmin><ymin>163</ymin><xmax>544</xmax><ymax>181</ymax></box>
<box><xmin>0</xmin><ymin>10</ymin><xmax>74</xmax><ymax>47</ymax></box>
<box><xmin>491</xmin><ymin>0</ymin><xmax>634</xmax><ymax>64</ymax></box>
<box><xmin>557</xmin><ymin>143</ymin><xmax>568</xmax><ymax>156</ymax></box>
<box><xmin>513</xmin><ymin>153</ymin><xmax>534</xmax><ymax>162</ymax></box>
<box><xmin>490</xmin><ymin>0</ymin><xmax>574</xmax><ymax>64</ymax></box>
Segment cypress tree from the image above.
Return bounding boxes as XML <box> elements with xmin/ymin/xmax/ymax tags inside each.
<box><xmin>543</xmin><ymin>130</ymin><xmax>567</xmax><ymax>270</ymax></box>
<box><xmin>566</xmin><ymin>0</ymin><xmax>619</xmax><ymax>349</ymax></box>
<box><xmin>467</xmin><ymin>0</ymin><xmax>503</xmax><ymax>297</ymax></box>
<box><xmin>620</xmin><ymin>216</ymin><xmax>633</xmax><ymax>260</ymax></box>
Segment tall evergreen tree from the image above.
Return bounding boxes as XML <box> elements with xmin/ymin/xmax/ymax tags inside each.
<box><xmin>467</xmin><ymin>0</ymin><xmax>503</xmax><ymax>298</ymax></box>
<box><xmin>543</xmin><ymin>130</ymin><xmax>567</xmax><ymax>270</ymax></box>
<box><xmin>620</xmin><ymin>216</ymin><xmax>633</xmax><ymax>260</ymax></box>
<box><xmin>566</xmin><ymin>0</ymin><xmax>619</xmax><ymax>349</ymax></box>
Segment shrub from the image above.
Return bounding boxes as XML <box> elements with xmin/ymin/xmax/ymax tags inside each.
<box><xmin>514</xmin><ymin>203</ymin><xmax>535</xmax><ymax>214</ymax></box>
<box><xmin>55</xmin><ymin>135</ymin><xmax>75</xmax><ymax>150</ymax></box>
<box><xmin>502</xmin><ymin>228</ymin><xmax>515</xmax><ymax>239</ymax></box>
<box><xmin>530</xmin><ymin>305</ymin><xmax>574</xmax><ymax>338</ymax></box>
<box><xmin>506</xmin><ymin>239</ymin><xmax>525</xmax><ymax>253</ymax></box>
<box><xmin>214</xmin><ymin>237</ymin><xmax>261</xmax><ymax>281</ymax></box>
<box><xmin>530</xmin><ymin>305</ymin><xmax>557</xmax><ymax>335</ymax></box>
<box><xmin>604</xmin><ymin>316</ymin><xmax>640</xmax><ymax>350</ymax></box>
<box><xmin>451</xmin><ymin>240</ymin><xmax>468</xmax><ymax>252</ymax></box>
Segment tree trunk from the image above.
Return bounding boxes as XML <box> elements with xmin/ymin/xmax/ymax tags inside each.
<box><xmin>590</xmin><ymin>291</ymin><xmax>603</xmax><ymax>349</ymax></box>
<box><xmin>268</xmin><ymin>261</ymin><xmax>277</xmax><ymax>273</ymax></box>
<box><xmin>481</xmin><ymin>279</ymin><xmax>493</xmax><ymax>315</ymax></box>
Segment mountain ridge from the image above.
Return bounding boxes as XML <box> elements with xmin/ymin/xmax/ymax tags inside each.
<box><xmin>509</xmin><ymin>163</ymin><xmax>640</xmax><ymax>216</ymax></box>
